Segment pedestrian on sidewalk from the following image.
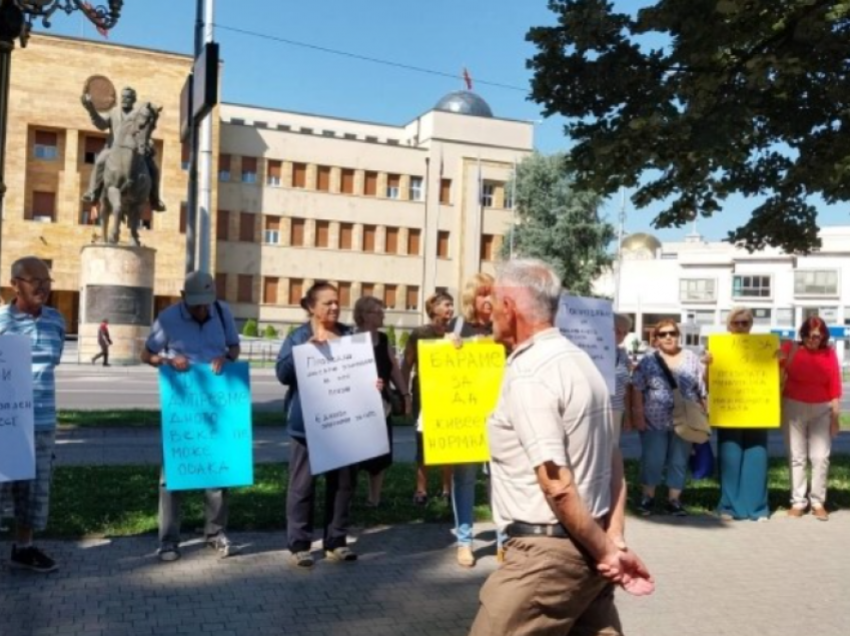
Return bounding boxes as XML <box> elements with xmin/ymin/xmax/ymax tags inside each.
<box><xmin>91</xmin><ymin>318</ymin><xmax>112</xmax><ymax>366</ymax></box>
<box><xmin>0</xmin><ymin>256</ymin><xmax>65</xmax><ymax>573</ymax></box>
<box><xmin>141</xmin><ymin>271</ymin><xmax>241</xmax><ymax>562</ymax></box>
<box><xmin>469</xmin><ymin>259</ymin><xmax>653</xmax><ymax>636</ymax></box>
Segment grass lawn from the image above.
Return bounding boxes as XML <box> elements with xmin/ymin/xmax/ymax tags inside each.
<box><xmin>32</xmin><ymin>457</ymin><xmax>850</xmax><ymax>539</ymax></box>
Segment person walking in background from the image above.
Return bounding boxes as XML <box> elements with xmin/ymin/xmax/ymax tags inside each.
<box><xmin>705</xmin><ymin>307</ymin><xmax>771</xmax><ymax>522</ymax></box>
<box><xmin>631</xmin><ymin>319</ymin><xmax>705</xmax><ymax>517</ymax></box>
<box><xmin>781</xmin><ymin>315</ymin><xmax>842</xmax><ymax>520</ymax></box>
<box><xmin>353</xmin><ymin>296</ymin><xmax>411</xmax><ymax>508</ymax></box>
<box><xmin>469</xmin><ymin>259</ymin><xmax>653</xmax><ymax>635</ymax></box>
<box><xmin>141</xmin><ymin>271</ymin><xmax>241</xmax><ymax>562</ymax></box>
<box><xmin>91</xmin><ymin>318</ymin><xmax>112</xmax><ymax>366</ymax></box>
<box><xmin>0</xmin><ymin>257</ymin><xmax>65</xmax><ymax>573</ymax></box>
<box><xmin>402</xmin><ymin>291</ymin><xmax>454</xmax><ymax>506</ymax></box>
<box><xmin>276</xmin><ymin>282</ymin><xmax>359</xmax><ymax>567</ymax></box>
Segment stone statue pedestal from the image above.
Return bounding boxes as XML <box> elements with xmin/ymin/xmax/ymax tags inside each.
<box><xmin>79</xmin><ymin>245</ymin><xmax>156</xmax><ymax>365</ymax></box>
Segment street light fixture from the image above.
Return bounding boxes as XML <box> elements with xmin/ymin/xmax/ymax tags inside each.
<box><xmin>0</xmin><ymin>0</ymin><xmax>123</xmax><ymax>266</ymax></box>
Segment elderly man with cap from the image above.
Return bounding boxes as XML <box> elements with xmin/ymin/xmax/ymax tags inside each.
<box><xmin>141</xmin><ymin>271</ymin><xmax>241</xmax><ymax>562</ymax></box>
<box><xmin>469</xmin><ymin>259</ymin><xmax>653</xmax><ymax>636</ymax></box>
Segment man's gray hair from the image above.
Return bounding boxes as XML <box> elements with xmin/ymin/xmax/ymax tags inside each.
<box><xmin>614</xmin><ymin>312</ymin><xmax>633</xmax><ymax>330</ymax></box>
<box><xmin>495</xmin><ymin>258</ymin><xmax>562</xmax><ymax>321</ymax></box>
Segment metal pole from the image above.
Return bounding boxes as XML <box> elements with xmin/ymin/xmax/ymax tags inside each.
<box><xmin>0</xmin><ymin>40</ymin><xmax>12</xmax><ymax>272</ymax></box>
<box><xmin>614</xmin><ymin>187</ymin><xmax>627</xmax><ymax>310</ymax></box>
<box><xmin>197</xmin><ymin>0</ymin><xmax>214</xmax><ymax>274</ymax></box>
<box><xmin>509</xmin><ymin>155</ymin><xmax>517</xmax><ymax>259</ymax></box>
<box><xmin>185</xmin><ymin>0</ymin><xmax>204</xmax><ymax>275</ymax></box>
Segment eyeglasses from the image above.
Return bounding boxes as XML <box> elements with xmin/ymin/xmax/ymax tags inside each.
<box><xmin>805</xmin><ymin>333</ymin><xmax>824</xmax><ymax>341</ymax></box>
<box><xmin>656</xmin><ymin>331</ymin><xmax>678</xmax><ymax>338</ymax></box>
<box><xmin>731</xmin><ymin>320</ymin><xmax>752</xmax><ymax>327</ymax></box>
<box><xmin>15</xmin><ymin>277</ymin><xmax>53</xmax><ymax>288</ymax></box>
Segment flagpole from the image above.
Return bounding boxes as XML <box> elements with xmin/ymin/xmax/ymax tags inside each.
<box><xmin>509</xmin><ymin>156</ymin><xmax>517</xmax><ymax>259</ymax></box>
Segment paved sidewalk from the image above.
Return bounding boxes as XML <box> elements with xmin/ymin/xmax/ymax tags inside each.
<box><xmin>2</xmin><ymin>512</ymin><xmax>848</xmax><ymax>636</ymax></box>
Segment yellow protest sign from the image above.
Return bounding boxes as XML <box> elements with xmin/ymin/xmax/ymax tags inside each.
<box><xmin>708</xmin><ymin>334</ymin><xmax>780</xmax><ymax>428</ymax></box>
<box><xmin>417</xmin><ymin>340</ymin><xmax>505</xmax><ymax>465</ymax></box>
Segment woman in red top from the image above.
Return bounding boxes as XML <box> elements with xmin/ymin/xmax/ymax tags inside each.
<box><xmin>780</xmin><ymin>316</ymin><xmax>842</xmax><ymax>521</ymax></box>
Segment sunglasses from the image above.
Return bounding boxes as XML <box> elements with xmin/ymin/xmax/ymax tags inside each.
<box><xmin>657</xmin><ymin>331</ymin><xmax>678</xmax><ymax>338</ymax></box>
<box><xmin>805</xmin><ymin>333</ymin><xmax>823</xmax><ymax>340</ymax></box>
<box><xmin>731</xmin><ymin>320</ymin><xmax>752</xmax><ymax>327</ymax></box>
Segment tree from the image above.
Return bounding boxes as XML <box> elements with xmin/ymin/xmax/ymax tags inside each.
<box><xmin>397</xmin><ymin>330</ymin><xmax>410</xmax><ymax>352</ymax></box>
<box><xmin>500</xmin><ymin>151</ymin><xmax>614</xmax><ymax>295</ymax></box>
<box><xmin>527</xmin><ymin>0</ymin><xmax>850</xmax><ymax>253</ymax></box>
<box><xmin>242</xmin><ymin>318</ymin><xmax>259</xmax><ymax>337</ymax></box>
<box><xmin>262</xmin><ymin>324</ymin><xmax>279</xmax><ymax>339</ymax></box>
<box><xmin>385</xmin><ymin>325</ymin><xmax>397</xmax><ymax>350</ymax></box>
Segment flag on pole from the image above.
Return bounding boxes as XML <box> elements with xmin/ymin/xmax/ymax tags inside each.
<box><xmin>463</xmin><ymin>68</ymin><xmax>473</xmax><ymax>91</ymax></box>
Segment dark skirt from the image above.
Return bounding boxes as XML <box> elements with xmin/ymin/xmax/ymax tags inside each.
<box><xmin>360</xmin><ymin>416</ymin><xmax>394</xmax><ymax>475</ymax></box>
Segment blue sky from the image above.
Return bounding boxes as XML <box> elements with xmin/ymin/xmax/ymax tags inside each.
<box><xmin>39</xmin><ymin>0</ymin><xmax>849</xmax><ymax>244</ymax></box>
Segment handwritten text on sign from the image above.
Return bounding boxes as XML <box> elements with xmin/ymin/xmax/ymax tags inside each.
<box><xmin>708</xmin><ymin>334</ymin><xmax>780</xmax><ymax>428</ymax></box>
<box><xmin>0</xmin><ymin>335</ymin><xmax>36</xmax><ymax>483</ymax></box>
<box><xmin>294</xmin><ymin>335</ymin><xmax>388</xmax><ymax>475</ymax></box>
<box><xmin>418</xmin><ymin>341</ymin><xmax>505</xmax><ymax>465</ymax></box>
<box><xmin>555</xmin><ymin>295</ymin><xmax>616</xmax><ymax>395</ymax></box>
<box><xmin>160</xmin><ymin>362</ymin><xmax>254</xmax><ymax>490</ymax></box>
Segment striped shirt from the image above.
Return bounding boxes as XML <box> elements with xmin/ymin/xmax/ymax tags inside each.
<box><xmin>611</xmin><ymin>347</ymin><xmax>631</xmax><ymax>411</ymax></box>
<box><xmin>0</xmin><ymin>303</ymin><xmax>66</xmax><ymax>430</ymax></box>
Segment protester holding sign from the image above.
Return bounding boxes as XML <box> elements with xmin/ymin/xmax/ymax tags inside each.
<box><xmin>631</xmin><ymin>319</ymin><xmax>706</xmax><ymax>517</ymax></box>
<box><xmin>141</xmin><ymin>271</ymin><xmax>241</xmax><ymax>562</ymax></box>
<box><xmin>0</xmin><ymin>257</ymin><xmax>65</xmax><ymax>573</ymax></box>
<box><xmin>276</xmin><ymin>282</ymin><xmax>359</xmax><ymax>567</ymax></box>
<box><xmin>780</xmin><ymin>316</ymin><xmax>842</xmax><ymax>521</ymax></box>
<box><xmin>353</xmin><ymin>296</ymin><xmax>411</xmax><ymax>507</ymax></box>
<box><xmin>401</xmin><ymin>292</ymin><xmax>454</xmax><ymax>506</ymax></box>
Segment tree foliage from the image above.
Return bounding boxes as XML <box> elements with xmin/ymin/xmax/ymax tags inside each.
<box><xmin>527</xmin><ymin>0</ymin><xmax>850</xmax><ymax>252</ymax></box>
<box><xmin>242</xmin><ymin>318</ymin><xmax>259</xmax><ymax>337</ymax></box>
<box><xmin>501</xmin><ymin>151</ymin><xmax>614</xmax><ymax>295</ymax></box>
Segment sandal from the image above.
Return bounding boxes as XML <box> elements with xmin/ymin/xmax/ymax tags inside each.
<box><xmin>412</xmin><ymin>492</ymin><xmax>428</xmax><ymax>505</ymax></box>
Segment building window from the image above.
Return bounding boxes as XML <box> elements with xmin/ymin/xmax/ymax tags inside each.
<box><xmin>439</xmin><ymin>179</ymin><xmax>451</xmax><ymax>204</ymax></box>
<box><xmin>316</xmin><ymin>220</ymin><xmax>330</xmax><ymax>248</ymax></box>
<box><xmin>34</xmin><ymin>130</ymin><xmax>58</xmax><ymax>160</ymax></box>
<box><xmin>776</xmin><ymin>307</ymin><xmax>794</xmax><ymax>327</ymax></box>
<box><xmin>340</xmin><ymin>223</ymin><xmax>354</xmax><ymax>249</ymax></box>
<box><xmin>732</xmin><ymin>275</ymin><xmax>771</xmax><ymax>299</ymax></box>
<box><xmin>384</xmin><ymin>284</ymin><xmax>397</xmax><ymax>309</ymax></box>
<box><xmin>292</xmin><ymin>163</ymin><xmax>307</xmax><ymax>189</ymax></box>
<box><xmin>241</xmin><ymin>156</ymin><xmax>258</xmax><ymax>183</ymax></box>
<box><xmin>289</xmin><ymin>278</ymin><xmax>304</xmax><ymax>305</ymax></box>
<box><xmin>361</xmin><ymin>283</ymin><xmax>375</xmax><ymax>297</ymax></box>
<box><xmin>364</xmin><ymin>171</ymin><xmax>378</xmax><ymax>196</ymax></box>
<box><xmin>794</xmin><ymin>270</ymin><xmax>838</xmax><ymax>297</ymax></box>
<box><xmin>219</xmin><ymin>154</ymin><xmax>231</xmax><ymax>181</ymax></box>
<box><xmin>409</xmin><ymin>176</ymin><xmax>424</xmax><ymax>201</ymax></box>
<box><xmin>363</xmin><ymin>225</ymin><xmax>377</xmax><ymax>252</ymax></box>
<box><xmin>407</xmin><ymin>229</ymin><xmax>421</xmax><ymax>256</ymax></box>
<box><xmin>215</xmin><ymin>273</ymin><xmax>228</xmax><ymax>301</ymax></box>
<box><xmin>28</xmin><ymin>191</ymin><xmax>56</xmax><ymax>222</ymax></box>
<box><xmin>267</xmin><ymin>160</ymin><xmax>282</xmax><ymax>186</ymax></box>
<box><xmin>263</xmin><ymin>277</ymin><xmax>279</xmax><ymax>304</ymax></box>
<box><xmin>239</xmin><ymin>212</ymin><xmax>255</xmax><ymax>242</ymax></box>
<box><xmin>679</xmin><ymin>278</ymin><xmax>717</xmax><ymax>302</ymax></box>
<box><xmin>437</xmin><ymin>231</ymin><xmax>450</xmax><ymax>258</ymax></box>
<box><xmin>818</xmin><ymin>307</ymin><xmax>838</xmax><ymax>323</ymax></box>
<box><xmin>687</xmin><ymin>310</ymin><xmax>715</xmax><ymax>326</ymax></box>
<box><xmin>338</xmin><ymin>282</ymin><xmax>352</xmax><ymax>308</ymax></box>
<box><xmin>481</xmin><ymin>182</ymin><xmax>495</xmax><ymax>207</ymax></box>
<box><xmin>406</xmin><ymin>286</ymin><xmax>420</xmax><ymax>311</ymax></box>
<box><xmin>317</xmin><ymin>166</ymin><xmax>331</xmax><ymax>192</ymax></box>
<box><xmin>179</xmin><ymin>203</ymin><xmax>187</xmax><ymax>234</ymax></box>
<box><xmin>340</xmin><ymin>169</ymin><xmax>355</xmax><ymax>194</ymax></box>
<box><xmin>386</xmin><ymin>174</ymin><xmax>400</xmax><ymax>199</ymax></box>
<box><xmin>84</xmin><ymin>136</ymin><xmax>106</xmax><ymax>165</ymax></box>
<box><xmin>300</xmin><ymin>127</ymin><xmax>314</xmax><ymax>135</ymax></box>
<box><xmin>290</xmin><ymin>218</ymin><xmax>306</xmax><ymax>247</ymax></box>
<box><xmin>322</xmin><ymin>129</ymin><xmax>336</xmax><ymax>137</ymax></box>
<box><xmin>264</xmin><ymin>215</ymin><xmax>280</xmax><ymax>244</ymax></box>
<box><xmin>365</xmin><ymin>136</ymin><xmax>378</xmax><ymax>143</ymax></box>
<box><xmin>480</xmin><ymin>234</ymin><xmax>496</xmax><ymax>261</ymax></box>
<box><xmin>237</xmin><ymin>275</ymin><xmax>253</xmax><ymax>303</ymax></box>
<box><xmin>385</xmin><ymin>227</ymin><xmax>399</xmax><ymax>254</ymax></box>
<box><xmin>180</xmin><ymin>142</ymin><xmax>189</xmax><ymax>171</ymax></box>
<box><xmin>752</xmin><ymin>308</ymin><xmax>772</xmax><ymax>325</ymax></box>
<box><xmin>504</xmin><ymin>185</ymin><xmax>514</xmax><ymax>209</ymax></box>
<box><xmin>217</xmin><ymin>210</ymin><xmax>230</xmax><ymax>241</ymax></box>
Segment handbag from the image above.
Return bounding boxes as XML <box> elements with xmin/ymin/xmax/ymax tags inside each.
<box><xmin>654</xmin><ymin>352</ymin><xmax>711</xmax><ymax>444</ymax></box>
<box><xmin>689</xmin><ymin>441</ymin><xmax>715</xmax><ymax>480</ymax></box>
<box><xmin>780</xmin><ymin>343</ymin><xmax>800</xmax><ymax>396</ymax></box>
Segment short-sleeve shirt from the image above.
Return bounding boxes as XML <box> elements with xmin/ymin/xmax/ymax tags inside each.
<box><xmin>0</xmin><ymin>303</ymin><xmax>65</xmax><ymax>430</ymax></box>
<box><xmin>632</xmin><ymin>349</ymin><xmax>704</xmax><ymax>431</ymax></box>
<box><xmin>145</xmin><ymin>301</ymin><xmax>239</xmax><ymax>364</ymax></box>
<box><xmin>487</xmin><ymin>328</ymin><xmax>614</xmax><ymax>531</ymax></box>
<box><xmin>611</xmin><ymin>347</ymin><xmax>631</xmax><ymax>412</ymax></box>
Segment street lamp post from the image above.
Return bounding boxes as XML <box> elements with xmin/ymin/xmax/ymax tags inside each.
<box><xmin>0</xmin><ymin>0</ymin><xmax>123</xmax><ymax>267</ymax></box>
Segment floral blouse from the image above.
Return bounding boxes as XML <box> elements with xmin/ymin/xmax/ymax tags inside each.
<box><xmin>632</xmin><ymin>349</ymin><xmax>705</xmax><ymax>431</ymax></box>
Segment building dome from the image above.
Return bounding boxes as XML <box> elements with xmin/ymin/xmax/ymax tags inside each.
<box><xmin>621</xmin><ymin>232</ymin><xmax>662</xmax><ymax>253</ymax></box>
<box><xmin>434</xmin><ymin>91</ymin><xmax>494</xmax><ymax>118</ymax></box>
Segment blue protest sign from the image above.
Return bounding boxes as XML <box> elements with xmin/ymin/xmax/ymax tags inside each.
<box><xmin>159</xmin><ymin>362</ymin><xmax>253</xmax><ymax>491</ymax></box>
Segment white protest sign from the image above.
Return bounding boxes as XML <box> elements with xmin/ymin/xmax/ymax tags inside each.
<box><xmin>0</xmin><ymin>335</ymin><xmax>36</xmax><ymax>483</ymax></box>
<box><xmin>555</xmin><ymin>294</ymin><xmax>616</xmax><ymax>395</ymax></box>
<box><xmin>294</xmin><ymin>334</ymin><xmax>388</xmax><ymax>475</ymax></box>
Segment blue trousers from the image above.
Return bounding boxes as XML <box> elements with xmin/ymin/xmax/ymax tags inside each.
<box><xmin>717</xmin><ymin>428</ymin><xmax>769</xmax><ymax>520</ymax></box>
<box><xmin>640</xmin><ymin>429</ymin><xmax>691</xmax><ymax>492</ymax></box>
<box><xmin>452</xmin><ymin>463</ymin><xmax>477</xmax><ymax>546</ymax></box>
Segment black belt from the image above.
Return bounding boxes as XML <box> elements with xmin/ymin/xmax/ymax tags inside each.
<box><xmin>505</xmin><ymin>522</ymin><xmax>570</xmax><ymax>539</ymax></box>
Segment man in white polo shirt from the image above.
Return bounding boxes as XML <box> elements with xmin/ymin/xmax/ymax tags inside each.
<box><xmin>469</xmin><ymin>259</ymin><xmax>653</xmax><ymax>636</ymax></box>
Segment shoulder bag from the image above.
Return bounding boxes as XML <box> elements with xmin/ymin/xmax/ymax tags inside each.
<box><xmin>654</xmin><ymin>352</ymin><xmax>711</xmax><ymax>444</ymax></box>
<box><xmin>780</xmin><ymin>342</ymin><xmax>800</xmax><ymax>396</ymax></box>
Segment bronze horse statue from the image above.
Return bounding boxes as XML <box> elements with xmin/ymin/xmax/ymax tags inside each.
<box><xmin>99</xmin><ymin>102</ymin><xmax>162</xmax><ymax>246</ymax></box>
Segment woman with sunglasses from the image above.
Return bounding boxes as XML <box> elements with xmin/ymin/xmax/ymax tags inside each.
<box><xmin>780</xmin><ymin>316</ymin><xmax>842</xmax><ymax>521</ymax></box>
<box><xmin>631</xmin><ymin>319</ymin><xmax>706</xmax><ymax>516</ymax></box>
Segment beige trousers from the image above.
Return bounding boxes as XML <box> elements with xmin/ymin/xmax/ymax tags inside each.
<box><xmin>782</xmin><ymin>398</ymin><xmax>833</xmax><ymax>508</ymax></box>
